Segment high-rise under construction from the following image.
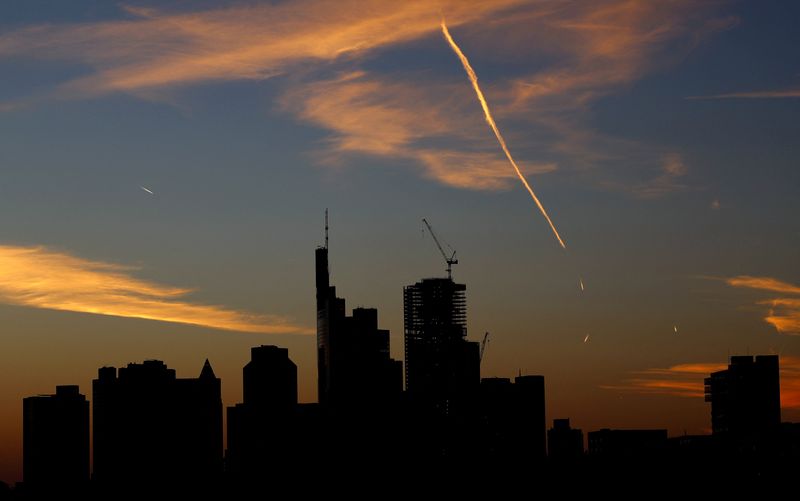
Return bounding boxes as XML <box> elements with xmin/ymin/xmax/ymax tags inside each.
<box><xmin>403</xmin><ymin>277</ymin><xmax>479</xmax><ymax>415</ymax></box>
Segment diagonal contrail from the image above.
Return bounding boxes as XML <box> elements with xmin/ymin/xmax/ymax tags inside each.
<box><xmin>441</xmin><ymin>20</ymin><xmax>566</xmax><ymax>249</ymax></box>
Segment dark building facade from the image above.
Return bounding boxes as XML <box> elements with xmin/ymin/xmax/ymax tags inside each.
<box><xmin>315</xmin><ymin>239</ymin><xmax>403</xmax><ymax>408</ymax></box>
<box><xmin>403</xmin><ymin>277</ymin><xmax>479</xmax><ymax>415</ymax></box>
<box><xmin>548</xmin><ymin>418</ymin><xmax>584</xmax><ymax>461</ymax></box>
<box><xmin>704</xmin><ymin>355</ymin><xmax>781</xmax><ymax>440</ymax></box>
<box><xmin>588</xmin><ymin>429</ymin><xmax>668</xmax><ymax>458</ymax></box>
<box><xmin>22</xmin><ymin>385</ymin><xmax>89</xmax><ymax>489</ymax></box>
<box><xmin>227</xmin><ymin>346</ymin><xmax>297</xmax><ymax>476</ymax></box>
<box><xmin>93</xmin><ymin>359</ymin><xmax>222</xmax><ymax>487</ymax></box>
<box><xmin>478</xmin><ymin>376</ymin><xmax>547</xmax><ymax>461</ymax></box>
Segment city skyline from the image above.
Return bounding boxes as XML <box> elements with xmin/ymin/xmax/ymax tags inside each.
<box><xmin>1</xmin><ymin>0</ymin><xmax>799</xmax><ymax>485</ymax></box>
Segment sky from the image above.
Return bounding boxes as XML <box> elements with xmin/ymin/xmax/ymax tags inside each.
<box><xmin>1</xmin><ymin>0</ymin><xmax>799</xmax><ymax>483</ymax></box>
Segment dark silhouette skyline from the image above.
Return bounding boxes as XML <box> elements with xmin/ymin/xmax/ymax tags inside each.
<box><xmin>7</xmin><ymin>219</ymin><xmax>800</xmax><ymax>495</ymax></box>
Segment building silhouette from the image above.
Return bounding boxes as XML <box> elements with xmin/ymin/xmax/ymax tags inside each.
<box><xmin>704</xmin><ymin>355</ymin><xmax>781</xmax><ymax>442</ymax></box>
<box><xmin>226</xmin><ymin>346</ymin><xmax>297</xmax><ymax>476</ymax></box>
<box><xmin>548</xmin><ymin>418</ymin><xmax>584</xmax><ymax>461</ymax></box>
<box><xmin>22</xmin><ymin>385</ymin><xmax>88</xmax><ymax>491</ymax></box>
<box><xmin>478</xmin><ymin>376</ymin><xmax>547</xmax><ymax>461</ymax></box>
<box><xmin>588</xmin><ymin>429</ymin><xmax>668</xmax><ymax>458</ymax></box>
<box><xmin>403</xmin><ymin>277</ymin><xmax>479</xmax><ymax>415</ymax></box>
<box><xmin>93</xmin><ymin>359</ymin><xmax>222</xmax><ymax>488</ymax></box>
<box><xmin>315</xmin><ymin>217</ymin><xmax>402</xmax><ymax>408</ymax></box>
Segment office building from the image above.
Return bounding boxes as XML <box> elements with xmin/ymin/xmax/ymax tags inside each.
<box><xmin>22</xmin><ymin>385</ymin><xmax>89</xmax><ymax>489</ymax></box>
<box><xmin>704</xmin><ymin>355</ymin><xmax>781</xmax><ymax>439</ymax></box>
<box><xmin>93</xmin><ymin>359</ymin><xmax>222</xmax><ymax>486</ymax></box>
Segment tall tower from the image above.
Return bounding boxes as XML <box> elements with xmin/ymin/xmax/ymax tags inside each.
<box><xmin>315</xmin><ymin>211</ymin><xmax>402</xmax><ymax>407</ymax></box>
<box><xmin>315</xmin><ymin>210</ymin><xmax>333</xmax><ymax>405</ymax></box>
<box><xmin>403</xmin><ymin>277</ymin><xmax>478</xmax><ymax>415</ymax></box>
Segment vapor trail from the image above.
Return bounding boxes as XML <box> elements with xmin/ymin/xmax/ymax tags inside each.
<box><xmin>440</xmin><ymin>20</ymin><xmax>566</xmax><ymax>249</ymax></box>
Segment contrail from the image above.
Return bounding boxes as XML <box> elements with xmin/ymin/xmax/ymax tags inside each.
<box><xmin>440</xmin><ymin>20</ymin><xmax>566</xmax><ymax>249</ymax></box>
<box><xmin>140</xmin><ymin>186</ymin><xmax>154</xmax><ymax>195</ymax></box>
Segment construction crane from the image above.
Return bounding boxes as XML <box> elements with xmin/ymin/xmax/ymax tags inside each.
<box><xmin>480</xmin><ymin>331</ymin><xmax>490</xmax><ymax>364</ymax></box>
<box><xmin>421</xmin><ymin>218</ymin><xmax>458</xmax><ymax>279</ymax></box>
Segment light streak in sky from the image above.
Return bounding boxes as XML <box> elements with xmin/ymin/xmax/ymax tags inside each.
<box><xmin>440</xmin><ymin>20</ymin><xmax>566</xmax><ymax>249</ymax></box>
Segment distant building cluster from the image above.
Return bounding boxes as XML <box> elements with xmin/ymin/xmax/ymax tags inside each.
<box><xmin>10</xmin><ymin>229</ymin><xmax>800</xmax><ymax>495</ymax></box>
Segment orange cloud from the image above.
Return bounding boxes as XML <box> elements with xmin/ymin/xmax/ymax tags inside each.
<box><xmin>0</xmin><ymin>0</ymin><xmax>525</xmax><ymax>97</ymax></box>
<box><xmin>0</xmin><ymin>1</ymin><xmax>734</xmax><ymax>194</ymax></box>
<box><xmin>0</xmin><ymin>245</ymin><xmax>310</xmax><ymax>334</ymax></box>
<box><xmin>724</xmin><ymin>275</ymin><xmax>800</xmax><ymax>335</ymax></box>
<box><xmin>491</xmin><ymin>3</ymin><xmax>735</xmax><ymax>196</ymax></box>
<box><xmin>603</xmin><ymin>357</ymin><xmax>800</xmax><ymax>409</ymax></box>
<box><xmin>727</xmin><ymin>276</ymin><xmax>800</xmax><ymax>295</ymax></box>
<box><xmin>282</xmin><ymin>71</ymin><xmax>555</xmax><ymax>190</ymax></box>
<box><xmin>688</xmin><ymin>88</ymin><xmax>800</xmax><ymax>99</ymax></box>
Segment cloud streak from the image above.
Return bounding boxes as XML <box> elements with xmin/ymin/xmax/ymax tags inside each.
<box><xmin>0</xmin><ymin>245</ymin><xmax>309</xmax><ymax>334</ymax></box>
<box><xmin>603</xmin><ymin>357</ymin><xmax>800</xmax><ymax>408</ymax></box>
<box><xmin>725</xmin><ymin>275</ymin><xmax>800</xmax><ymax>335</ymax></box>
<box><xmin>688</xmin><ymin>88</ymin><xmax>800</xmax><ymax>99</ymax></box>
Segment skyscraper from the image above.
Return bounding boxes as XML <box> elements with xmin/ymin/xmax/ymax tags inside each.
<box><xmin>226</xmin><ymin>345</ymin><xmax>298</xmax><ymax>476</ymax></box>
<box><xmin>403</xmin><ymin>277</ymin><xmax>479</xmax><ymax>415</ymax></box>
<box><xmin>22</xmin><ymin>385</ymin><xmax>89</xmax><ymax>490</ymax></box>
<box><xmin>704</xmin><ymin>355</ymin><xmax>781</xmax><ymax>440</ymax></box>
<box><xmin>315</xmin><ymin>215</ymin><xmax>403</xmax><ymax>408</ymax></box>
<box><xmin>93</xmin><ymin>359</ymin><xmax>222</xmax><ymax>488</ymax></box>
<box><xmin>243</xmin><ymin>345</ymin><xmax>298</xmax><ymax>412</ymax></box>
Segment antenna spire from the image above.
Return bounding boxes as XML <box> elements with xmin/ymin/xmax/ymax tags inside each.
<box><xmin>324</xmin><ymin>209</ymin><xmax>329</xmax><ymax>250</ymax></box>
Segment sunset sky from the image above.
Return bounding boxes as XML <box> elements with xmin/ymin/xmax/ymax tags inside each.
<box><xmin>1</xmin><ymin>0</ymin><xmax>799</xmax><ymax>483</ymax></box>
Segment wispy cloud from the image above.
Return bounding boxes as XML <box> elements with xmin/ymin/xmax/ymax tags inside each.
<box><xmin>603</xmin><ymin>357</ymin><xmax>800</xmax><ymax>408</ymax></box>
<box><xmin>0</xmin><ymin>1</ymin><xmax>734</xmax><ymax>194</ymax></box>
<box><xmin>629</xmin><ymin>153</ymin><xmax>689</xmax><ymax>198</ymax></box>
<box><xmin>491</xmin><ymin>3</ymin><xmax>735</xmax><ymax>196</ymax></box>
<box><xmin>727</xmin><ymin>275</ymin><xmax>800</xmax><ymax>295</ymax></box>
<box><xmin>688</xmin><ymin>88</ymin><xmax>800</xmax><ymax>99</ymax></box>
<box><xmin>601</xmin><ymin>362</ymin><xmax>726</xmax><ymax>398</ymax></box>
<box><xmin>0</xmin><ymin>245</ymin><xmax>310</xmax><ymax>334</ymax></box>
<box><xmin>281</xmin><ymin>71</ymin><xmax>555</xmax><ymax>190</ymax></box>
<box><xmin>725</xmin><ymin>275</ymin><xmax>800</xmax><ymax>335</ymax></box>
<box><xmin>0</xmin><ymin>1</ymin><xmax>523</xmax><ymax>98</ymax></box>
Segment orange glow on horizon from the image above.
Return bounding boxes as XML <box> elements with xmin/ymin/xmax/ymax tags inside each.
<box><xmin>604</xmin><ymin>357</ymin><xmax>800</xmax><ymax>408</ymax></box>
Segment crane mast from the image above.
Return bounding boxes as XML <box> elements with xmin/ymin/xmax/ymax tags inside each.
<box><xmin>421</xmin><ymin>218</ymin><xmax>458</xmax><ymax>279</ymax></box>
